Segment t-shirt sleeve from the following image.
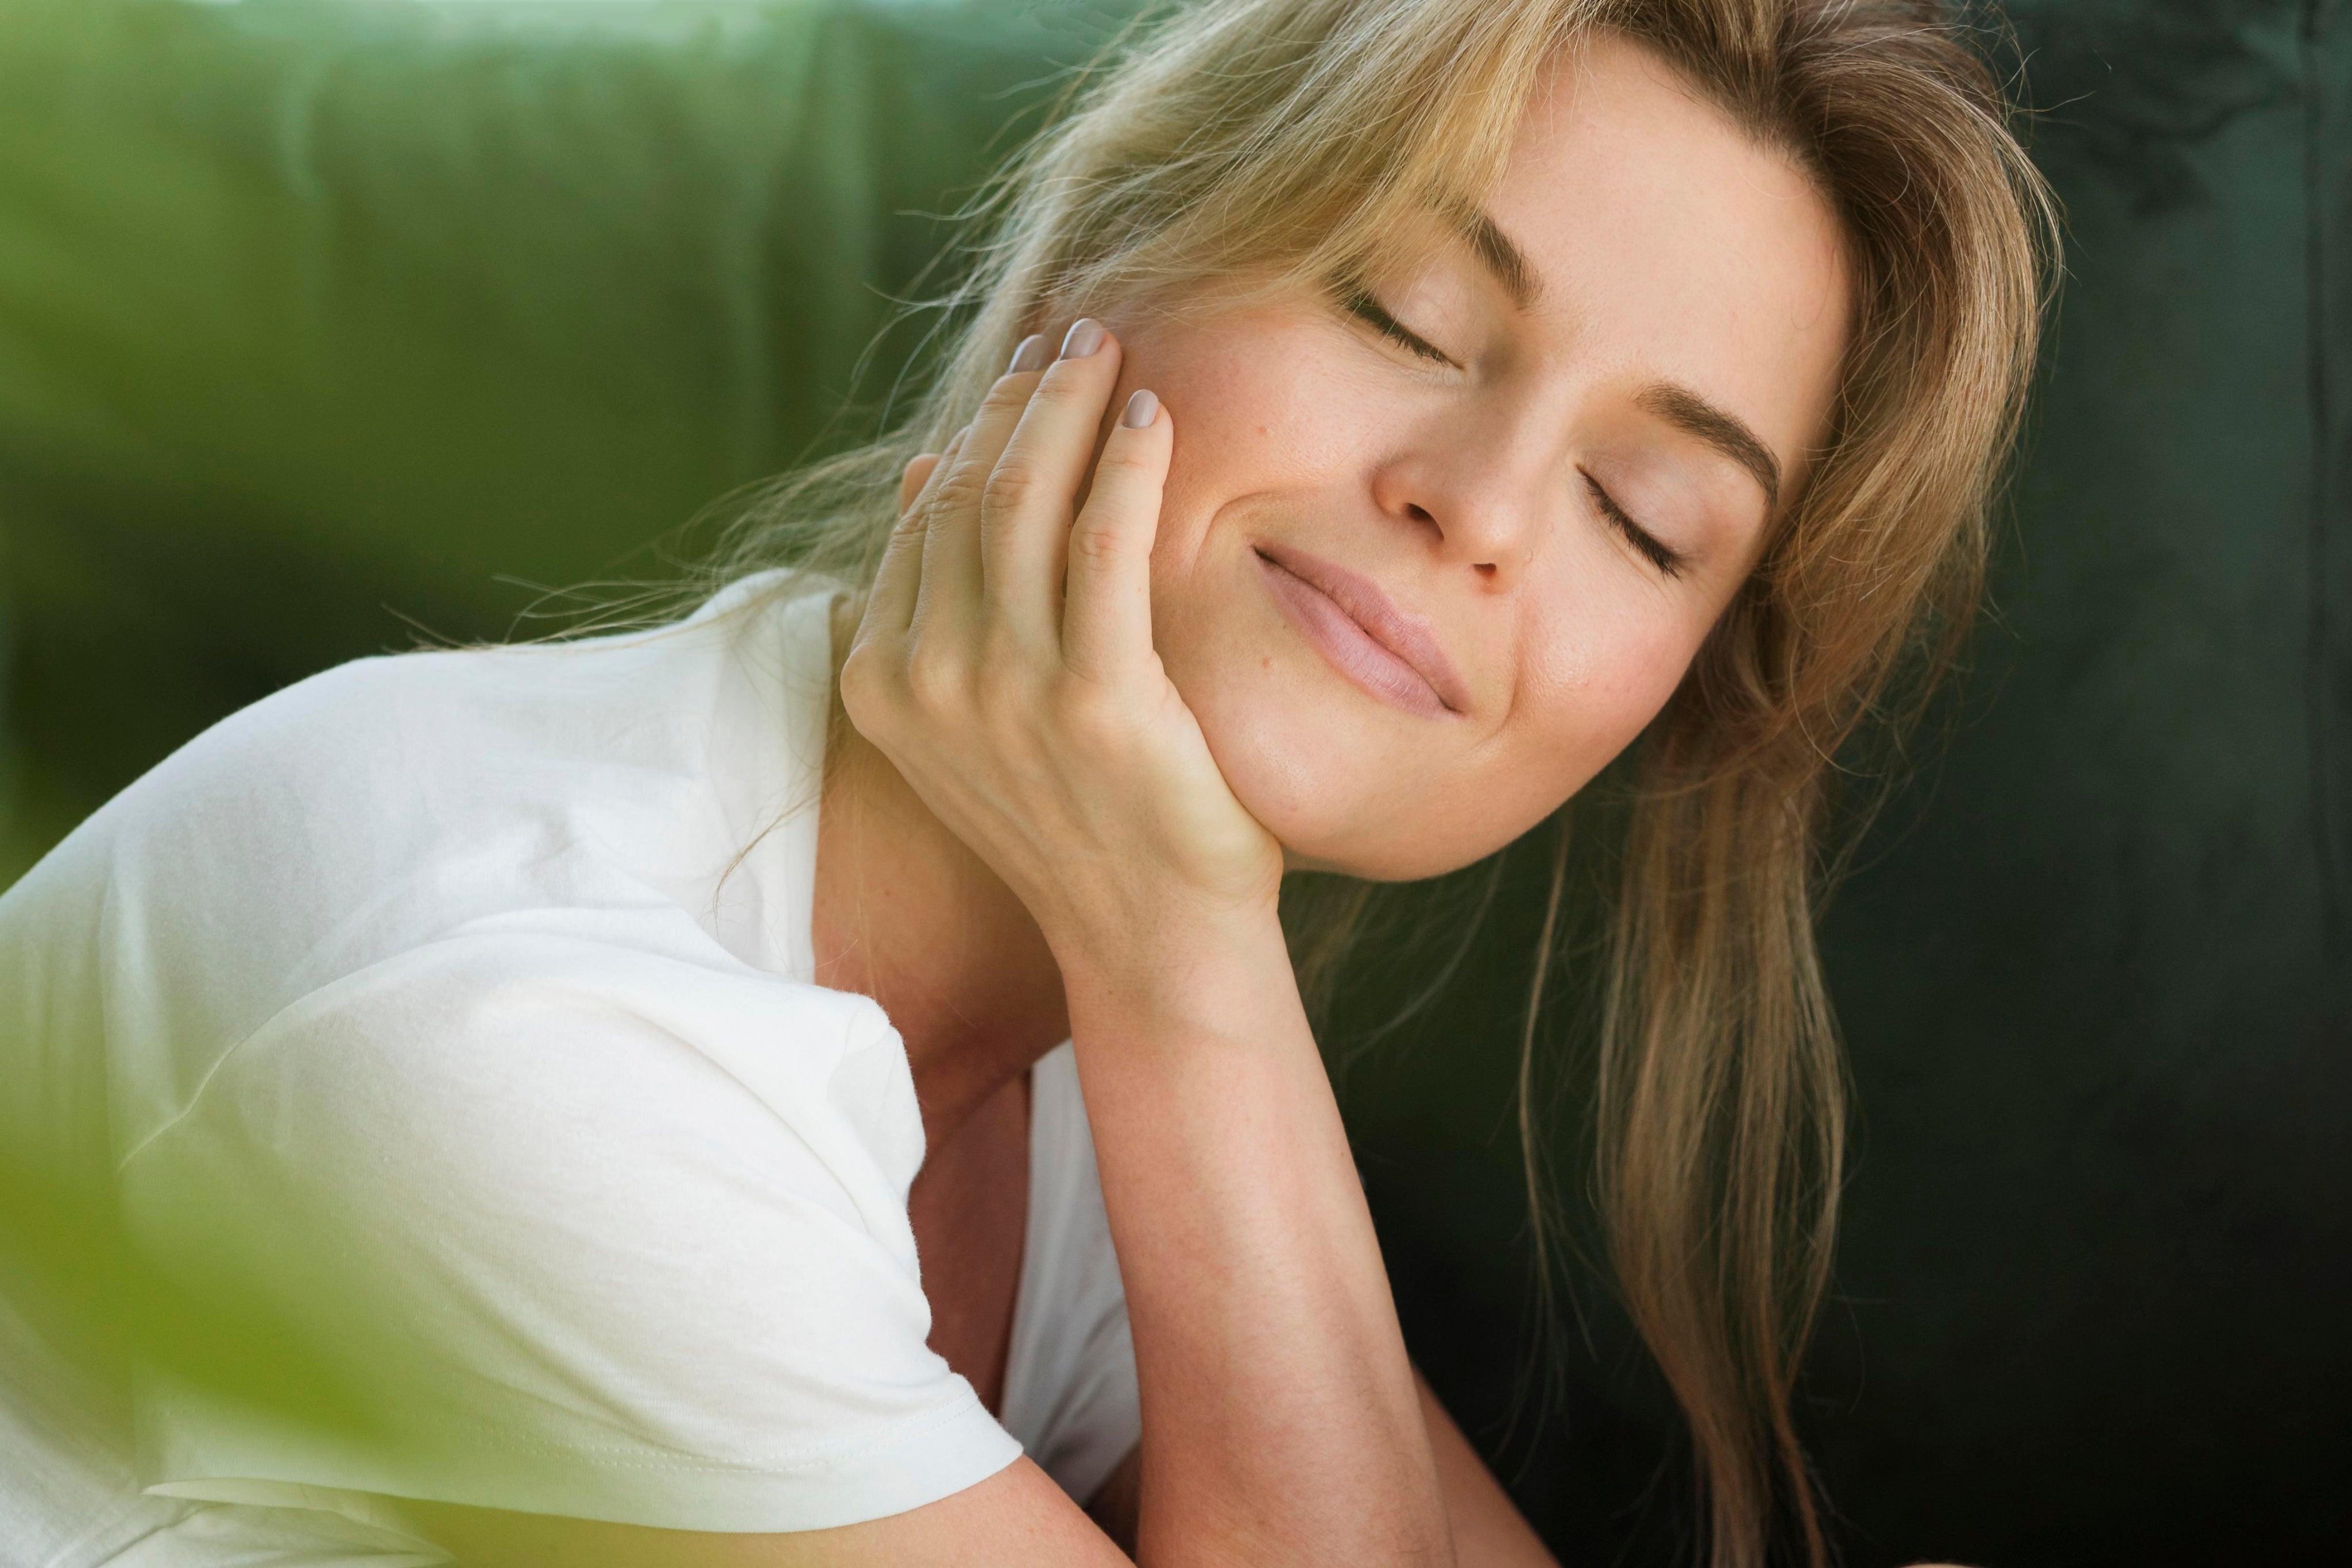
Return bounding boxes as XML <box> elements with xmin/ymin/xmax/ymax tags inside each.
<box><xmin>118</xmin><ymin>915</ymin><xmax>1020</xmax><ymax>1534</ymax></box>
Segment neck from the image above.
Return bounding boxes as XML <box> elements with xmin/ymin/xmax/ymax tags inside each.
<box><xmin>810</xmin><ymin>640</ymin><xmax>1071</xmax><ymax>1155</ymax></box>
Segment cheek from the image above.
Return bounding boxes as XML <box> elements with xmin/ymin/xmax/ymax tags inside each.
<box><xmin>1514</xmin><ymin>585</ymin><xmax>1710</xmax><ymax>781</ymax></box>
<box><xmin>1124</xmin><ymin>315</ymin><xmax>1387</xmax><ymax>564</ymax></box>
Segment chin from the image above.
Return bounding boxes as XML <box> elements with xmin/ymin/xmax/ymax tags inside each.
<box><xmin>1183</xmin><ymin>680</ymin><xmax>1484</xmax><ymax>885</ymax></box>
<box><xmin>1155</xmin><ymin>541</ymin><xmax>1562</xmax><ymax>882</ymax></box>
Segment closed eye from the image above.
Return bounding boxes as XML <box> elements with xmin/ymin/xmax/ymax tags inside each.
<box><xmin>1583</xmin><ymin>472</ymin><xmax>1683</xmax><ymax>578</ymax></box>
<box><xmin>1337</xmin><ymin>281</ymin><xmax>1458</xmax><ymax>369</ymax></box>
<box><xmin>1334</xmin><ymin>281</ymin><xmax>1681</xmax><ymax>579</ymax></box>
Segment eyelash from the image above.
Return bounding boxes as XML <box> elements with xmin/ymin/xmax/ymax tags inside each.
<box><xmin>1584</xmin><ymin>473</ymin><xmax>1682</xmax><ymax>578</ymax></box>
<box><xmin>1340</xmin><ymin>284</ymin><xmax>1457</xmax><ymax>367</ymax></box>
<box><xmin>1341</xmin><ymin>281</ymin><xmax>1684</xmax><ymax>580</ymax></box>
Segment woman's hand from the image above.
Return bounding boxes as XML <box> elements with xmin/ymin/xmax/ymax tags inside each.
<box><xmin>840</xmin><ymin>319</ymin><xmax>1284</xmax><ymax>970</ymax></box>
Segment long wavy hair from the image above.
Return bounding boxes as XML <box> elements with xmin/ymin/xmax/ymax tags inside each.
<box><xmin>715</xmin><ymin>2</ymin><xmax>2057</xmax><ymax>1562</ymax></box>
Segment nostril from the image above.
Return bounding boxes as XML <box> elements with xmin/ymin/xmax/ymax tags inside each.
<box><xmin>1474</xmin><ymin>562</ymin><xmax>1498</xmax><ymax>578</ymax></box>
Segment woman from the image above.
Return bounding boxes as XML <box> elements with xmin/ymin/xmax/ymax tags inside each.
<box><xmin>0</xmin><ymin>1</ymin><xmax>2053</xmax><ymax>1564</ymax></box>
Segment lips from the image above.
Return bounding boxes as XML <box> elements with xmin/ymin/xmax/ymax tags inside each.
<box><xmin>1251</xmin><ymin>542</ymin><xmax>1470</xmax><ymax>719</ymax></box>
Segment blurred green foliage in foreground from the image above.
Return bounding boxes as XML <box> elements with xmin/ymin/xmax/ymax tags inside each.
<box><xmin>0</xmin><ymin>1141</ymin><xmax>386</xmax><ymax>1446</ymax></box>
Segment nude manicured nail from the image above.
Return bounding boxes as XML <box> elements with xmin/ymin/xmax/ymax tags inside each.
<box><xmin>1007</xmin><ymin>334</ymin><xmax>1050</xmax><ymax>373</ymax></box>
<box><xmin>1121</xmin><ymin>389</ymin><xmax>1159</xmax><ymax>429</ymax></box>
<box><xmin>1059</xmin><ymin>318</ymin><xmax>1107</xmax><ymax>359</ymax></box>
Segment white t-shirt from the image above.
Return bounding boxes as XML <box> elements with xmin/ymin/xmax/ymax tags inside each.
<box><xmin>0</xmin><ymin>574</ymin><xmax>1140</xmax><ymax>1565</ymax></box>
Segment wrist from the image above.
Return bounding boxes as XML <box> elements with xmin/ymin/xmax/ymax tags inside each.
<box><xmin>1049</xmin><ymin>897</ymin><xmax>1297</xmax><ymax>1039</ymax></box>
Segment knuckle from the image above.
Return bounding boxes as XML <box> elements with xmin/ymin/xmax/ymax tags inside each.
<box><xmin>903</xmin><ymin>643</ymin><xmax>964</xmax><ymax>710</ymax></box>
<box><xmin>1027</xmin><ymin>365</ymin><xmax>1092</xmax><ymax>404</ymax></box>
<box><xmin>930</xmin><ymin>462</ymin><xmax>985</xmax><ymax>509</ymax></box>
<box><xmin>1090</xmin><ymin>444</ymin><xmax>1156</xmax><ymax>480</ymax></box>
<box><xmin>1067</xmin><ymin>521</ymin><xmax>1129</xmax><ymax>567</ymax></box>
<box><xmin>838</xmin><ymin>647</ymin><xmax>896</xmax><ymax>725</ymax></box>
<box><xmin>837</xmin><ymin>649</ymin><xmax>875</xmax><ymax>706</ymax></box>
<box><xmin>981</xmin><ymin>459</ymin><xmax>1040</xmax><ymax>512</ymax></box>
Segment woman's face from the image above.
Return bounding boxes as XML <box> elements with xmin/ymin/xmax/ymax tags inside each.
<box><xmin>1107</xmin><ymin>36</ymin><xmax>1853</xmax><ymax>880</ymax></box>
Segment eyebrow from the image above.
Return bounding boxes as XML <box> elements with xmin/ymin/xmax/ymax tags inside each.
<box><xmin>1637</xmin><ymin>382</ymin><xmax>1783</xmax><ymax>512</ymax></box>
<box><xmin>1443</xmin><ymin>203</ymin><xmax>1786</xmax><ymax>512</ymax></box>
<box><xmin>1441</xmin><ymin>200</ymin><xmax>1541</xmax><ymax>309</ymax></box>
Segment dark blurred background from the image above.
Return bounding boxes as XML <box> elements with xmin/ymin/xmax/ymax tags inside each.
<box><xmin>1</xmin><ymin>1</ymin><xmax>2345</xmax><ymax>1563</ymax></box>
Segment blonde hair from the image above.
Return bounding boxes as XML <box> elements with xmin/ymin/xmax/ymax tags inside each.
<box><xmin>719</xmin><ymin>2</ymin><xmax>2057</xmax><ymax>1563</ymax></box>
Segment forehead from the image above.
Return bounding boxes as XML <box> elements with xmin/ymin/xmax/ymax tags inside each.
<box><xmin>1486</xmin><ymin>35</ymin><xmax>1851</xmax><ymax>474</ymax></box>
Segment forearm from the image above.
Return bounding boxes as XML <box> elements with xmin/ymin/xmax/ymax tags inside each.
<box><xmin>1058</xmin><ymin>912</ymin><xmax>1450</xmax><ymax>1568</ymax></box>
<box><xmin>1416</xmin><ymin>1372</ymin><xmax>1560</xmax><ymax>1568</ymax></box>
<box><xmin>1085</xmin><ymin>1370</ymin><xmax>1561</xmax><ymax>1568</ymax></box>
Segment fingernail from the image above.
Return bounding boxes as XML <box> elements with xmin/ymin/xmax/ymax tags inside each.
<box><xmin>1007</xmin><ymin>334</ymin><xmax>1050</xmax><ymax>374</ymax></box>
<box><xmin>1120</xmin><ymin>388</ymin><xmax>1159</xmax><ymax>429</ymax></box>
<box><xmin>1059</xmin><ymin>318</ymin><xmax>1107</xmax><ymax>359</ymax></box>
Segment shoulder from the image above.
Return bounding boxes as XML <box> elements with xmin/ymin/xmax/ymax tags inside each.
<box><xmin>79</xmin><ymin>570</ymin><xmax>835</xmax><ymax>881</ymax></box>
<box><xmin>113</xmin><ymin>572</ymin><xmax>830</xmax><ymax>871</ymax></box>
<box><xmin>5</xmin><ymin>574</ymin><xmax>842</xmax><ymax>1124</ymax></box>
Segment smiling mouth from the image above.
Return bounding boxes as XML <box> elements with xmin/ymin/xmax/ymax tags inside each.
<box><xmin>1251</xmin><ymin>544</ymin><xmax>1468</xmax><ymax>719</ymax></box>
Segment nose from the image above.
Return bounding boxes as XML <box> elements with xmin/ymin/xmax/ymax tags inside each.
<box><xmin>1367</xmin><ymin>417</ymin><xmax>1550</xmax><ymax>584</ymax></box>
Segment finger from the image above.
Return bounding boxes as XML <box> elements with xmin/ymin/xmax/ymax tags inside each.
<box><xmin>899</xmin><ymin>451</ymin><xmax>942</xmax><ymax>515</ymax></box>
<box><xmin>1061</xmin><ymin>388</ymin><xmax>1170</xmax><ymax>683</ymax></box>
<box><xmin>864</xmin><ymin>429</ymin><xmax>966</xmax><ymax>642</ymax></box>
<box><xmin>915</xmin><ymin>337</ymin><xmax>1054</xmax><ymax>641</ymax></box>
<box><xmin>982</xmin><ymin>318</ymin><xmax>1124</xmax><ymax>640</ymax></box>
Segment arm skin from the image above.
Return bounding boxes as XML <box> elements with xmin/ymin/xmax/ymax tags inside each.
<box><xmin>1081</xmin><ymin>1372</ymin><xmax>1562</xmax><ymax>1567</ymax></box>
<box><xmin>1415</xmin><ymin>1369</ymin><xmax>1561</xmax><ymax>1568</ymax></box>
<box><xmin>1053</xmin><ymin>909</ymin><xmax>1450</xmax><ymax>1566</ymax></box>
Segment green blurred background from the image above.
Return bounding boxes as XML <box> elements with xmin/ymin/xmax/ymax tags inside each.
<box><xmin>1</xmin><ymin>1</ymin><xmax>2346</xmax><ymax>1562</ymax></box>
